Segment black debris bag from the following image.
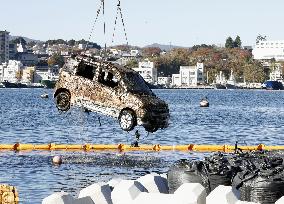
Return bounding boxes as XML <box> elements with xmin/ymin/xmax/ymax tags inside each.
<box><xmin>167</xmin><ymin>159</ymin><xmax>209</xmax><ymax>194</ymax></box>
<box><xmin>167</xmin><ymin>153</ymin><xmax>235</xmax><ymax>194</ymax></box>
<box><xmin>201</xmin><ymin>152</ymin><xmax>235</xmax><ymax>192</ymax></box>
<box><xmin>232</xmin><ymin>151</ymin><xmax>284</xmax><ymax>204</ymax></box>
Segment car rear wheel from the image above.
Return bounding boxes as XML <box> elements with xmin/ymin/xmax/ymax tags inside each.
<box><xmin>56</xmin><ymin>91</ymin><xmax>71</xmax><ymax>111</ymax></box>
<box><xmin>119</xmin><ymin>109</ymin><xmax>136</xmax><ymax>131</ymax></box>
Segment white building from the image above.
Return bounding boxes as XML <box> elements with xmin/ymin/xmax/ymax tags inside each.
<box><xmin>269</xmin><ymin>63</ymin><xmax>283</xmax><ymax>82</ymax></box>
<box><xmin>78</xmin><ymin>43</ymin><xmax>86</xmax><ymax>50</ymax></box>
<box><xmin>22</xmin><ymin>66</ymin><xmax>35</xmax><ymax>83</ymax></box>
<box><xmin>109</xmin><ymin>48</ymin><xmax>122</xmax><ymax>57</ymax></box>
<box><xmin>1</xmin><ymin>60</ymin><xmax>23</xmax><ymax>82</ymax></box>
<box><xmin>171</xmin><ymin>63</ymin><xmax>204</xmax><ymax>87</ymax></box>
<box><xmin>17</xmin><ymin>43</ymin><xmax>27</xmax><ymax>53</ymax></box>
<box><xmin>252</xmin><ymin>40</ymin><xmax>284</xmax><ymax>61</ymax></box>
<box><xmin>0</xmin><ymin>30</ymin><xmax>10</xmax><ymax>63</ymax></box>
<box><xmin>34</xmin><ymin>65</ymin><xmax>59</xmax><ymax>83</ymax></box>
<box><xmin>130</xmin><ymin>49</ymin><xmax>141</xmax><ymax>57</ymax></box>
<box><xmin>0</xmin><ymin>63</ymin><xmax>4</xmax><ymax>81</ymax></box>
<box><xmin>133</xmin><ymin>60</ymin><xmax>157</xmax><ymax>84</ymax></box>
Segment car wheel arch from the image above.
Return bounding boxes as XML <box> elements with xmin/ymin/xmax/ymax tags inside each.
<box><xmin>54</xmin><ymin>88</ymin><xmax>71</xmax><ymax>98</ymax></box>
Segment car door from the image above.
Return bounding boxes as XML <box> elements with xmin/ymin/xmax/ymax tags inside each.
<box><xmin>72</xmin><ymin>61</ymin><xmax>97</xmax><ymax>108</ymax></box>
<box><xmin>91</xmin><ymin>67</ymin><xmax>123</xmax><ymax>118</ymax></box>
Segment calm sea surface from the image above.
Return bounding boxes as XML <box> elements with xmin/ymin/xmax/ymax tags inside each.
<box><xmin>0</xmin><ymin>88</ymin><xmax>284</xmax><ymax>203</ymax></box>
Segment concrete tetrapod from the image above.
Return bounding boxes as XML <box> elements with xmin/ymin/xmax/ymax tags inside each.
<box><xmin>107</xmin><ymin>178</ymin><xmax>123</xmax><ymax>191</ymax></box>
<box><xmin>174</xmin><ymin>183</ymin><xmax>206</xmax><ymax>204</ymax></box>
<box><xmin>206</xmin><ymin>185</ymin><xmax>240</xmax><ymax>204</ymax></box>
<box><xmin>73</xmin><ymin>197</ymin><xmax>95</xmax><ymax>204</ymax></box>
<box><xmin>276</xmin><ymin>196</ymin><xmax>284</xmax><ymax>204</ymax></box>
<box><xmin>133</xmin><ymin>192</ymin><xmax>185</xmax><ymax>204</ymax></box>
<box><xmin>78</xmin><ymin>182</ymin><xmax>112</xmax><ymax>204</ymax></box>
<box><xmin>111</xmin><ymin>180</ymin><xmax>148</xmax><ymax>204</ymax></box>
<box><xmin>136</xmin><ymin>174</ymin><xmax>169</xmax><ymax>194</ymax></box>
<box><xmin>42</xmin><ymin>192</ymin><xmax>74</xmax><ymax>204</ymax></box>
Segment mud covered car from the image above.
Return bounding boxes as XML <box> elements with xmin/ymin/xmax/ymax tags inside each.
<box><xmin>54</xmin><ymin>55</ymin><xmax>169</xmax><ymax>132</ymax></box>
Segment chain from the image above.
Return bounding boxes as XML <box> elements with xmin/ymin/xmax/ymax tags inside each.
<box><xmin>112</xmin><ymin>0</ymin><xmax>129</xmax><ymax>45</ymax></box>
<box><xmin>111</xmin><ymin>4</ymin><xmax>120</xmax><ymax>44</ymax></box>
<box><xmin>85</xmin><ymin>0</ymin><xmax>104</xmax><ymax>51</ymax></box>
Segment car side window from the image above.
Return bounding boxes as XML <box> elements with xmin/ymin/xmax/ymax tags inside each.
<box><xmin>98</xmin><ymin>71</ymin><xmax>119</xmax><ymax>88</ymax></box>
<box><xmin>75</xmin><ymin>61</ymin><xmax>96</xmax><ymax>80</ymax></box>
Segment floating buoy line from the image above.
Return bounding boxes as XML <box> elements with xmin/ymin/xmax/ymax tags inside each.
<box><xmin>0</xmin><ymin>143</ymin><xmax>283</xmax><ymax>152</ymax></box>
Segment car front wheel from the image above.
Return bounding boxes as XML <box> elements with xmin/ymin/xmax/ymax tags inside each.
<box><xmin>119</xmin><ymin>109</ymin><xmax>136</xmax><ymax>131</ymax></box>
<box><xmin>56</xmin><ymin>91</ymin><xmax>71</xmax><ymax>111</ymax></box>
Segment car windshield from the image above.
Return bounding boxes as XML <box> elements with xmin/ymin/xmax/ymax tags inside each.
<box><xmin>123</xmin><ymin>72</ymin><xmax>153</xmax><ymax>95</ymax></box>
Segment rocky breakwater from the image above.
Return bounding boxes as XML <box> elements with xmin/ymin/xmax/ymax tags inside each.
<box><xmin>43</xmin><ymin>151</ymin><xmax>284</xmax><ymax>204</ymax></box>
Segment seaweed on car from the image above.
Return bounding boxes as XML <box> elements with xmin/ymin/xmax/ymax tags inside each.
<box><xmin>54</xmin><ymin>55</ymin><xmax>170</xmax><ymax>132</ymax></box>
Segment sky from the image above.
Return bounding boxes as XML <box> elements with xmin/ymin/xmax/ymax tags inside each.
<box><xmin>1</xmin><ymin>0</ymin><xmax>284</xmax><ymax>47</ymax></box>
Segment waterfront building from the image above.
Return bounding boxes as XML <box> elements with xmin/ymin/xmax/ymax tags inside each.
<box><xmin>252</xmin><ymin>40</ymin><xmax>284</xmax><ymax>61</ymax></box>
<box><xmin>1</xmin><ymin>60</ymin><xmax>23</xmax><ymax>82</ymax></box>
<box><xmin>0</xmin><ymin>63</ymin><xmax>4</xmax><ymax>81</ymax></box>
<box><xmin>171</xmin><ymin>63</ymin><xmax>204</xmax><ymax>87</ymax></box>
<box><xmin>269</xmin><ymin>64</ymin><xmax>283</xmax><ymax>82</ymax></box>
<box><xmin>22</xmin><ymin>66</ymin><xmax>35</xmax><ymax>83</ymax></box>
<box><xmin>34</xmin><ymin>65</ymin><xmax>59</xmax><ymax>83</ymax></box>
<box><xmin>158</xmin><ymin>77</ymin><xmax>171</xmax><ymax>87</ymax></box>
<box><xmin>0</xmin><ymin>30</ymin><xmax>10</xmax><ymax>63</ymax></box>
<box><xmin>133</xmin><ymin>59</ymin><xmax>157</xmax><ymax>84</ymax></box>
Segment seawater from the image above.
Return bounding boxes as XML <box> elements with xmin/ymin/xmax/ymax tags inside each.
<box><xmin>0</xmin><ymin>88</ymin><xmax>284</xmax><ymax>203</ymax></box>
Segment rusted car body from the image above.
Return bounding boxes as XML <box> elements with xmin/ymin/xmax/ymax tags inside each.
<box><xmin>54</xmin><ymin>55</ymin><xmax>169</xmax><ymax>132</ymax></box>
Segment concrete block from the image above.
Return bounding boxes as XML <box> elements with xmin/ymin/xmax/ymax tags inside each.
<box><xmin>236</xmin><ymin>201</ymin><xmax>260</xmax><ymax>204</ymax></box>
<box><xmin>42</xmin><ymin>191</ymin><xmax>74</xmax><ymax>204</ymax></box>
<box><xmin>206</xmin><ymin>185</ymin><xmax>240</xmax><ymax>204</ymax></box>
<box><xmin>78</xmin><ymin>182</ymin><xmax>112</xmax><ymax>204</ymax></box>
<box><xmin>133</xmin><ymin>192</ymin><xmax>176</xmax><ymax>204</ymax></box>
<box><xmin>133</xmin><ymin>192</ymin><xmax>195</xmax><ymax>204</ymax></box>
<box><xmin>174</xmin><ymin>183</ymin><xmax>206</xmax><ymax>204</ymax></box>
<box><xmin>73</xmin><ymin>197</ymin><xmax>95</xmax><ymax>204</ymax></box>
<box><xmin>107</xmin><ymin>178</ymin><xmax>122</xmax><ymax>191</ymax></box>
<box><xmin>276</xmin><ymin>196</ymin><xmax>284</xmax><ymax>204</ymax></box>
<box><xmin>137</xmin><ymin>174</ymin><xmax>169</xmax><ymax>194</ymax></box>
<box><xmin>111</xmin><ymin>180</ymin><xmax>148</xmax><ymax>204</ymax></box>
<box><xmin>160</xmin><ymin>173</ymin><xmax>167</xmax><ymax>180</ymax></box>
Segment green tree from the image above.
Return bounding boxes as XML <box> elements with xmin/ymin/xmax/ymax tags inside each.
<box><xmin>68</xmin><ymin>39</ymin><xmax>76</xmax><ymax>46</ymax></box>
<box><xmin>46</xmin><ymin>39</ymin><xmax>67</xmax><ymax>45</ymax></box>
<box><xmin>243</xmin><ymin>61</ymin><xmax>265</xmax><ymax>83</ymax></box>
<box><xmin>48</xmin><ymin>54</ymin><xmax>65</xmax><ymax>67</ymax></box>
<box><xmin>77</xmin><ymin>39</ymin><xmax>87</xmax><ymax>44</ymax></box>
<box><xmin>142</xmin><ymin>47</ymin><xmax>161</xmax><ymax>57</ymax></box>
<box><xmin>11</xmin><ymin>37</ymin><xmax>27</xmax><ymax>45</ymax></box>
<box><xmin>27</xmin><ymin>41</ymin><xmax>36</xmax><ymax>47</ymax></box>
<box><xmin>125</xmin><ymin>59</ymin><xmax>138</xmax><ymax>69</ymax></box>
<box><xmin>256</xmin><ymin>34</ymin><xmax>267</xmax><ymax>43</ymax></box>
<box><xmin>225</xmin><ymin>37</ymin><xmax>234</xmax><ymax>48</ymax></box>
<box><xmin>234</xmin><ymin>36</ymin><xmax>242</xmax><ymax>48</ymax></box>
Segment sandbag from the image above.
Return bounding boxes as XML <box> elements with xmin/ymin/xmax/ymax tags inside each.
<box><xmin>167</xmin><ymin>159</ymin><xmax>208</xmax><ymax>193</ymax></box>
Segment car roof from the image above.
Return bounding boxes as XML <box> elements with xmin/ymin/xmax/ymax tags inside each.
<box><xmin>72</xmin><ymin>54</ymin><xmax>136</xmax><ymax>74</ymax></box>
